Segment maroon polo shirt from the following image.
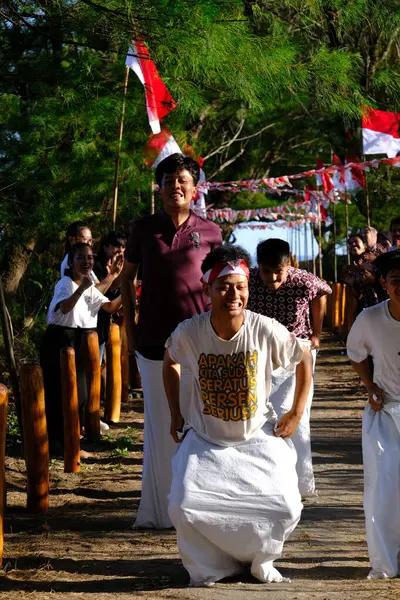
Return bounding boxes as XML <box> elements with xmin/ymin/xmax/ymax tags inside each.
<box><xmin>125</xmin><ymin>210</ymin><xmax>222</xmax><ymax>359</ymax></box>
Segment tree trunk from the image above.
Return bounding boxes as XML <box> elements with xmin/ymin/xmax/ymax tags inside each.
<box><xmin>1</xmin><ymin>239</ymin><xmax>36</xmax><ymax>301</ymax></box>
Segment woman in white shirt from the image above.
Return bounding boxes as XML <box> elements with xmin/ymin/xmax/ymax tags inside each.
<box><xmin>41</xmin><ymin>242</ymin><xmax>121</xmax><ymax>453</ymax></box>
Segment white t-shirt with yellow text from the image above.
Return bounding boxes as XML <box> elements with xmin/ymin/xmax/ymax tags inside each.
<box><xmin>166</xmin><ymin>309</ymin><xmax>304</xmax><ymax>447</ymax></box>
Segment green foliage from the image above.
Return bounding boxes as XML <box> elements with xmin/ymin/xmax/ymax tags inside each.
<box><xmin>1</xmin><ymin>0</ymin><xmax>400</xmax><ymax>357</ymax></box>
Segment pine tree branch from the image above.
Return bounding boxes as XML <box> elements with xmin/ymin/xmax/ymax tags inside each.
<box><xmin>208</xmin><ymin>142</ymin><xmax>249</xmax><ymax>179</ymax></box>
<box><xmin>203</xmin><ymin>119</ymin><xmax>246</xmax><ymax>161</ymax></box>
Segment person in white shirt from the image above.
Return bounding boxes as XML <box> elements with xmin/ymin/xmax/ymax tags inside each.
<box><xmin>41</xmin><ymin>242</ymin><xmax>121</xmax><ymax>454</ymax></box>
<box><xmin>60</xmin><ymin>221</ymin><xmax>123</xmax><ymax>293</ymax></box>
<box><xmin>163</xmin><ymin>244</ymin><xmax>312</xmax><ymax>587</ymax></box>
<box><xmin>347</xmin><ymin>249</ymin><xmax>400</xmax><ymax>580</ymax></box>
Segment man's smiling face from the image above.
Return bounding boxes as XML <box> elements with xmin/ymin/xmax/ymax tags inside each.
<box><xmin>159</xmin><ymin>169</ymin><xmax>196</xmax><ymax>212</ymax></box>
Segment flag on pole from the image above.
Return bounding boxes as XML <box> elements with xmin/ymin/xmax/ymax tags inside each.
<box><xmin>143</xmin><ymin>127</ymin><xmax>182</xmax><ymax>168</ymax></box>
<box><xmin>362</xmin><ymin>107</ymin><xmax>400</xmax><ymax>158</ymax></box>
<box><xmin>126</xmin><ymin>41</ymin><xmax>177</xmax><ymax>134</ymax></box>
<box><xmin>315</xmin><ymin>158</ymin><xmax>334</xmax><ymax>192</ymax></box>
<box><xmin>332</xmin><ymin>154</ymin><xmax>365</xmax><ymax>192</ymax></box>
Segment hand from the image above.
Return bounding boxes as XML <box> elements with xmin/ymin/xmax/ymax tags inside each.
<box><xmin>363</xmin><ymin>253</ymin><xmax>377</xmax><ymax>262</ymax></box>
<box><xmin>109</xmin><ymin>254</ymin><xmax>124</xmax><ymax>277</ymax></box>
<box><xmin>170</xmin><ymin>414</ymin><xmax>184</xmax><ymax>443</ymax></box>
<box><xmin>274</xmin><ymin>410</ymin><xmax>302</xmax><ymax>438</ymax></box>
<box><xmin>310</xmin><ymin>334</ymin><xmax>320</xmax><ymax>351</ymax></box>
<box><xmin>360</xmin><ymin>270</ymin><xmax>376</xmax><ymax>286</ymax></box>
<box><xmin>78</xmin><ymin>275</ymin><xmax>93</xmax><ymax>294</ymax></box>
<box><xmin>366</xmin><ymin>383</ymin><xmax>384</xmax><ymax>412</ymax></box>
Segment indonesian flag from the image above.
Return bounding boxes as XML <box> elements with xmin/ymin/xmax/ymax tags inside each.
<box><xmin>332</xmin><ymin>154</ymin><xmax>365</xmax><ymax>192</ymax></box>
<box><xmin>362</xmin><ymin>108</ymin><xmax>400</xmax><ymax>158</ymax></box>
<box><xmin>143</xmin><ymin>127</ymin><xmax>182</xmax><ymax>168</ymax></box>
<box><xmin>126</xmin><ymin>41</ymin><xmax>177</xmax><ymax>134</ymax></box>
<box><xmin>315</xmin><ymin>158</ymin><xmax>334</xmax><ymax>192</ymax></box>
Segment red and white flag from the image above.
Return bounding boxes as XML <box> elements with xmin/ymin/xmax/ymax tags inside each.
<box><xmin>143</xmin><ymin>127</ymin><xmax>182</xmax><ymax>168</ymax></box>
<box><xmin>126</xmin><ymin>41</ymin><xmax>177</xmax><ymax>134</ymax></box>
<box><xmin>362</xmin><ymin>108</ymin><xmax>400</xmax><ymax>158</ymax></box>
<box><xmin>332</xmin><ymin>154</ymin><xmax>365</xmax><ymax>192</ymax></box>
<box><xmin>315</xmin><ymin>158</ymin><xmax>334</xmax><ymax>192</ymax></box>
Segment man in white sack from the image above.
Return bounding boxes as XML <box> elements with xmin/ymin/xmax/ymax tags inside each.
<box><xmin>163</xmin><ymin>244</ymin><xmax>312</xmax><ymax>586</ymax></box>
<box><xmin>248</xmin><ymin>238</ymin><xmax>331</xmax><ymax>496</ymax></box>
<box><xmin>347</xmin><ymin>249</ymin><xmax>400</xmax><ymax>580</ymax></box>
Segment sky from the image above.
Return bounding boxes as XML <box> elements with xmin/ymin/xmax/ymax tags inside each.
<box><xmin>233</xmin><ymin>220</ymin><xmax>347</xmax><ymax>267</ymax></box>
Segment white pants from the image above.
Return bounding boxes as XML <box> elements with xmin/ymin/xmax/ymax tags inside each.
<box><xmin>363</xmin><ymin>402</ymin><xmax>400</xmax><ymax>578</ymax></box>
<box><xmin>169</xmin><ymin>423</ymin><xmax>302</xmax><ymax>586</ymax></box>
<box><xmin>270</xmin><ymin>348</ymin><xmax>317</xmax><ymax>497</ymax></box>
<box><xmin>134</xmin><ymin>353</ymin><xmax>176</xmax><ymax>529</ymax></box>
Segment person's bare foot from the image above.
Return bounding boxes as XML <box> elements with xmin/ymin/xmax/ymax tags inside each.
<box><xmin>79</xmin><ymin>449</ymin><xmax>92</xmax><ymax>460</ymax></box>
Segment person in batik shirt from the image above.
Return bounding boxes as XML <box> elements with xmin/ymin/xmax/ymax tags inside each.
<box><xmin>247</xmin><ymin>238</ymin><xmax>331</xmax><ymax>497</ymax></box>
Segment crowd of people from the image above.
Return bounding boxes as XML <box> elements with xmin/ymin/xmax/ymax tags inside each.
<box><xmin>40</xmin><ymin>151</ymin><xmax>400</xmax><ymax>585</ymax></box>
<box><xmin>342</xmin><ymin>220</ymin><xmax>400</xmax><ymax>314</ymax></box>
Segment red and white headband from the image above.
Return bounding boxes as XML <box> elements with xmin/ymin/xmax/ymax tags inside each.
<box><xmin>201</xmin><ymin>260</ymin><xmax>250</xmax><ymax>284</ymax></box>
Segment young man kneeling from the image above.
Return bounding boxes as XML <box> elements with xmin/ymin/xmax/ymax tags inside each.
<box><xmin>163</xmin><ymin>244</ymin><xmax>312</xmax><ymax>587</ymax></box>
<box><xmin>347</xmin><ymin>250</ymin><xmax>400</xmax><ymax>579</ymax></box>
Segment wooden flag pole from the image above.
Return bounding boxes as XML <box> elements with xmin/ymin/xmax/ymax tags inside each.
<box><xmin>333</xmin><ymin>202</ymin><xmax>338</xmax><ymax>283</ymax></box>
<box><xmin>151</xmin><ymin>174</ymin><xmax>155</xmax><ymax>215</ymax></box>
<box><xmin>317</xmin><ymin>201</ymin><xmax>323</xmax><ymax>279</ymax></box>
<box><xmin>362</xmin><ymin>153</ymin><xmax>371</xmax><ymax>226</ymax></box>
<box><xmin>112</xmin><ymin>65</ymin><xmax>130</xmax><ymax>229</ymax></box>
<box><xmin>345</xmin><ymin>198</ymin><xmax>350</xmax><ymax>265</ymax></box>
<box><xmin>311</xmin><ymin>223</ymin><xmax>316</xmax><ymax>275</ymax></box>
<box><xmin>304</xmin><ymin>221</ymin><xmax>309</xmax><ymax>272</ymax></box>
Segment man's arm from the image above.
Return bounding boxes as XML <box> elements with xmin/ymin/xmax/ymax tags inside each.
<box><xmin>310</xmin><ymin>296</ymin><xmax>326</xmax><ymax>350</ymax></box>
<box><xmin>275</xmin><ymin>348</ymin><xmax>313</xmax><ymax>438</ymax></box>
<box><xmin>350</xmin><ymin>358</ymin><xmax>383</xmax><ymax>411</ymax></box>
<box><xmin>163</xmin><ymin>350</ymin><xmax>184</xmax><ymax>443</ymax></box>
<box><xmin>121</xmin><ymin>260</ymin><xmax>139</xmax><ymax>354</ymax></box>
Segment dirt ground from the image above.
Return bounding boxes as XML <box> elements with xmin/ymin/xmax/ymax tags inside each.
<box><xmin>1</xmin><ymin>333</ymin><xmax>400</xmax><ymax>599</ymax></box>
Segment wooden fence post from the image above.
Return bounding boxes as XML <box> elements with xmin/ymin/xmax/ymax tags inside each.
<box><xmin>81</xmin><ymin>332</ymin><xmax>101</xmax><ymax>440</ymax></box>
<box><xmin>0</xmin><ymin>385</ymin><xmax>8</xmax><ymax>565</ymax></box>
<box><xmin>120</xmin><ymin>323</ymin><xmax>129</xmax><ymax>403</ymax></box>
<box><xmin>60</xmin><ymin>348</ymin><xmax>80</xmax><ymax>473</ymax></box>
<box><xmin>105</xmin><ymin>323</ymin><xmax>122</xmax><ymax>423</ymax></box>
<box><xmin>332</xmin><ymin>283</ymin><xmax>342</xmax><ymax>333</ymax></box>
<box><xmin>19</xmin><ymin>365</ymin><xmax>49</xmax><ymax>513</ymax></box>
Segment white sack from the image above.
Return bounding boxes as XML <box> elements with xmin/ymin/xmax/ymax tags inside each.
<box><xmin>270</xmin><ymin>348</ymin><xmax>317</xmax><ymax>497</ymax></box>
<box><xmin>168</xmin><ymin>422</ymin><xmax>302</xmax><ymax>586</ymax></box>
<box><xmin>363</xmin><ymin>402</ymin><xmax>400</xmax><ymax>578</ymax></box>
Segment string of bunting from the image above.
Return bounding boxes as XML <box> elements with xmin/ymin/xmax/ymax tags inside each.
<box><xmin>197</xmin><ymin>155</ymin><xmax>400</xmax><ymax>194</ymax></box>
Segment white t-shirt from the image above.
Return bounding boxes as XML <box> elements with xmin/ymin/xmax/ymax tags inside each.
<box><xmin>47</xmin><ymin>276</ymin><xmax>109</xmax><ymax>328</ymax></box>
<box><xmin>347</xmin><ymin>300</ymin><xmax>400</xmax><ymax>402</ymax></box>
<box><xmin>166</xmin><ymin>309</ymin><xmax>304</xmax><ymax>446</ymax></box>
<box><xmin>60</xmin><ymin>254</ymin><xmax>98</xmax><ymax>283</ymax></box>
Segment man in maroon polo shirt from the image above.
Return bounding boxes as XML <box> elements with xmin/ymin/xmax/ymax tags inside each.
<box><xmin>121</xmin><ymin>154</ymin><xmax>222</xmax><ymax>529</ymax></box>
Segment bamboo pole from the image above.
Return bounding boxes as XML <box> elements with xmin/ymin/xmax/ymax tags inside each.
<box><xmin>297</xmin><ymin>223</ymin><xmax>301</xmax><ymax>264</ymax></box>
<box><xmin>0</xmin><ymin>385</ymin><xmax>7</xmax><ymax>564</ymax></box>
<box><xmin>150</xmin><ymin>175</ymin><xmax>155</xmax><ymax>215</ymax></box>
<box><xmin>20</xmin><ymin>365</ymin><xmax>49</xmax><ymax>512</ymax></box>
<box><xmin>81</xmin><ymin>332</ymin><xmax>101</xmax><ymax>440</ymax></box>
<box><xmin>304</xmin><ymin>221</ymin><xmax>309</xmax><ymax>272</ymax></box>
<box><xmin>333</xmin><ymin>202</ymin><xmax>337</xmax><ymax>283</ymax></box>
<box><xmin>112</xmin><ymin>65</ymin><xmax>130</xmax><ymax>229</ymax></box>
<box><xmin>60</xmin><ymin>347</ymin><xmax>80</xmax><ymax>473</ymax></box>
<box><xmin>105</xmin><ymin>323</ymin><xmax>122</xmax><ymax>423</ymax></box>
<box><xmin>120</xmin><ymin>322</ymin><xmax>130</xmax><ymax>403</ymax></box>
<box><xmin>311</xmin><ymin>223</ymin><xmax>316</xmax><ymax>275</ymax></box>
<box><xmin>362</xmin><ymin>153</ymin><xmax>371</xmax><ymax>226</ymax></box>
<box><xmin>317</xmin><ymin>202</ymin><xmax>323</xmax><ymax>278</ymax></box>
<box><xmin>345</xmin><ymin>199</ymin><xmax>350</xmax><ymax>265</ymax></box>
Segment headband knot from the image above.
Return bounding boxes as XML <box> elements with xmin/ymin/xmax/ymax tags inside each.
<box><xmin>201</xmin><ymin>260</ymin><xmax>250</xmax><ymax>284</ymax></box>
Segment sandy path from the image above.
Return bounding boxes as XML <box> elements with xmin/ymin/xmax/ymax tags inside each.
<box><xmin>1</xmin><ymin>333</ymin><xmax>400</xmax><ymax>599</ymax></box>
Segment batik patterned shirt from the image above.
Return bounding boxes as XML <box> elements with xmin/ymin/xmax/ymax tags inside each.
<box><xmin>248</xmin><ymin>267</ymin><xmax>332</xmax><ymax>339</ymax></box>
